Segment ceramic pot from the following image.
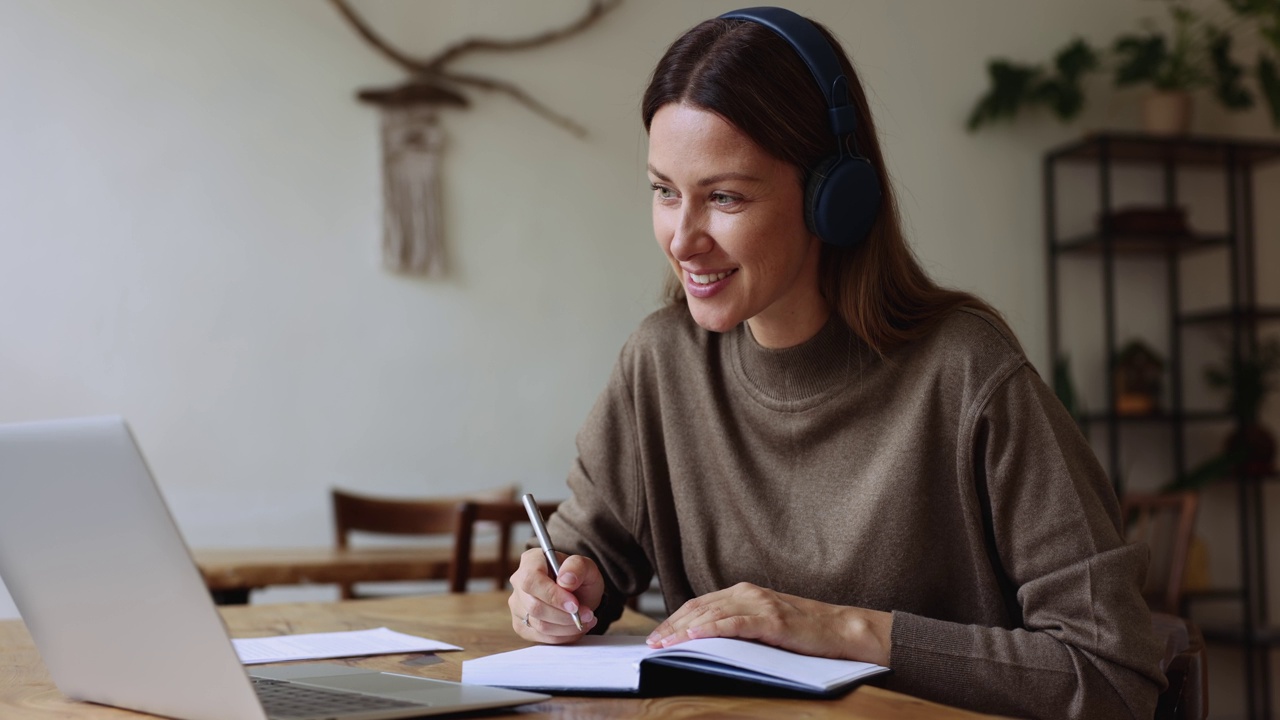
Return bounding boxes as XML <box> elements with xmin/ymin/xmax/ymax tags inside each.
<box><xmin>1142</xmin><ymin>91</ymin><xmax>1193</xmax><ymax>136</ymax></box>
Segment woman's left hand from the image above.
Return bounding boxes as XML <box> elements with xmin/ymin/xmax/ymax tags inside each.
<box><xmin>645</xmin><ymin>582</ymin><xmax>893</xmax><ymax>666</ymax></box>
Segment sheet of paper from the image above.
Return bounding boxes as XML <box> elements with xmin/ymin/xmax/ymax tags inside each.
<box><xmin>233</xmin><ymin>627</ymin><xmax>461</xmax><ymax>665</ymax></box>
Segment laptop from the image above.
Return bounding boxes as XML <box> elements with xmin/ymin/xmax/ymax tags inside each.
<box><xmin>0</xmin><ymin>416</ymin><xmax>549</xmax><ymax>720</ymax></box>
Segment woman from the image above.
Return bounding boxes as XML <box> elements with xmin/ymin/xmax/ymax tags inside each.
<box><xmin>508</xmin><ymin>7</ymin><xmax>1165</xmax><ymax>719</ymax></box>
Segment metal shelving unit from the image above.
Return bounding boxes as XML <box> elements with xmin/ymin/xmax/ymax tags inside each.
<box><xmin>1045</xmin><ymin>132</ymin><xmax>1280</xmax><ymax>720</ymax></box>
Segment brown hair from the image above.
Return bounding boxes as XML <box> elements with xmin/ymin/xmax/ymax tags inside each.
<box><xmin>642</xmin><ymin>16</ymin><xmax>1005</xmax><ymax>357</ymax></box>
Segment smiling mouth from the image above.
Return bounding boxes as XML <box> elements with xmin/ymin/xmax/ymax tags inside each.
<box><xmin>688</xmin><ymin>269</ymin><xmax>737</xmax><ymax>285</ymax></box>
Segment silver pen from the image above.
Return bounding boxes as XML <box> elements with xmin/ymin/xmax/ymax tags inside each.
<box><xmin>521</xmin><ymin>492</ymin><xmax>584</xmax><ymax>632</ymax></box>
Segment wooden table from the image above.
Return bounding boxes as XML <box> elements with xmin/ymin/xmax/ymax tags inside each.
<box><xmin>194</xmin><ymin>545</ymin><xmax>502</xmax><ymax>604</ymax></box>
<box><xmin>0</xmin><ymin>590</ymin><xmax>1003</xmax><ymax>719</ymax></box>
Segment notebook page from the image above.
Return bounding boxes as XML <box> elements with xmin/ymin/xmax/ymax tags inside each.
<box><xmin>461</xmin><ymin>636</ymin><xmax>649</xmax><ymax>691</ymax></box>
<box><xmin>461</xmin><ymin>635</ymin><xmax>887</xmax><ymax>693</ymax></box>
<box><xmin>650</xmin><ymin>638</ymin><xmax>886</xmax><ymax>690</ymax></box>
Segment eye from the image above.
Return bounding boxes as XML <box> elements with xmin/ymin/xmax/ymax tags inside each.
<box><xmin>710</xmin><ymin>192</ymin><xmax>740</xmax><ymax>207</ymax></box>
<box><xmin>650</xmin><ymin>183</ymin><xmax>677</xmax><ymax>201</ymax></box>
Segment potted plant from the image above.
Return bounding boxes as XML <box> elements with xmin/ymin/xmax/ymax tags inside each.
<box><xmin>1113</xmin><ymin>339</ymin><xmax>1165</xmax><ymax>416</ymax></box>
<box><xmin>967</xmin><ymin>0</ymin><xmax>1280</xmax><ymax>133</ymax></box>
<box><xmin>1163</xmin><ymin>337</ymin><xmax>1280</xmax><ymax>491</ymax></box>
<box><xmin>1117</xmin><ymin>3</ymin><xmax>1222</xmax><ymax>134</ymax></box>
<box><xmin>1205</xmin><ymin>337</ymin><xmax>1280</xmax><ymax>476</ymax></box>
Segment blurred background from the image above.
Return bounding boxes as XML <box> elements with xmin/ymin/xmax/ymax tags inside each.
<box><xmin>1</xmin><ymin>2</ymin><xmax>1277</xmax><ymax>717</ymax></box>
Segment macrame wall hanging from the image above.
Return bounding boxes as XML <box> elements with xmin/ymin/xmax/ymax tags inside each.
<box><xmin>330</xmin><ymin>0</ymin><xmax>622</xmax><ymax>276</ymax></box>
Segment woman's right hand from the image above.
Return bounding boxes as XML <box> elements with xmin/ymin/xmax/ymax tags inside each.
<box><xmin>508</xmin><ymin>547</ymin><xmax>603</xmax><ymax>643</ymax></box>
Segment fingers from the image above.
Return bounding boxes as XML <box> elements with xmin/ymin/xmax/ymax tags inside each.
<box><xmin>647</xmin><ymin>590</ymin><xmax>722</xmax><ymax>646</ymax></box>
<box><xmin>647</xmin><ymin>583</ymin><xmax>766</xmax><ymax>648</ymax></box>
<box><xmin>556</xmin><ymin>554</ymin><xmax>593</xmax><ymax>592</ymax></box>
<box><xmin>556</xmin><ymin>554</ymin><xmax>606</xmax><ymax>609</ymax></box>
<box><xmin>508</xmin><ymin>548</ymin><xmax>599</xmax><ymax>642</ymax></box>
<box><xmin>641</xmin><ymin>584</ymin><xmax>888</xmax><ymax>663</ymax></box>
<box><xmin>507</xmin><ymin>590</ymin><xmax>596</xmax><ymax>643</ymax></box>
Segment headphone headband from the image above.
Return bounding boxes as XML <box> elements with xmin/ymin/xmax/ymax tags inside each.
<box><xmin>718</xmin><ymin>6</ymin><xmax>857</xmax><ymax>140</ymax></box>
<box><xmin>715</xmin><ymin>6</ymin><xmax>882</xmax><ymax>248</ymax></box>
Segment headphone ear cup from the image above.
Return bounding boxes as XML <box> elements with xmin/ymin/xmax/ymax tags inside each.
<box><xmin>803</xmin><ymin>156</ymin><xmax>838</xmax><ymax>239</ymax></box>
<box><xmin>805</xmin><ymin>155</ymin><xmax>883</xmax><ymax>249</ymax></box>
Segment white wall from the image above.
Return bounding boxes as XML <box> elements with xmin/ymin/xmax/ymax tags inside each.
<box><xmin>1</xmin><ymin>2</ymin><xmax>1276</xmax><ymax>716</ymax></box>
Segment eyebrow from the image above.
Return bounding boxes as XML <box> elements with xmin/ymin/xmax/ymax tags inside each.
<box><xmin>647</xmin><ymin>165</ymin><xmax>762</xmax><ymax>186</ymax></box>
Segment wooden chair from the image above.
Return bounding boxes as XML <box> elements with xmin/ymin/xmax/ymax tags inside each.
<box><xmin>1121</xmin><ymin>490</ymin><xmax>1200</xmax><ymax>615</ymax></box>
<box><xmin>331</xmin><ymin>485</ymin><xmax>515</xmax><ymax>599</ymax></box>
<box><xmin>449</xmin><ymin>499</ymin><xmax>560</xmax><ymax>593</ymax></box>
<box><xmin>1151</xmin><ymin>613</ymin><xmax>1208</xmax><ymax>720</ymax></box>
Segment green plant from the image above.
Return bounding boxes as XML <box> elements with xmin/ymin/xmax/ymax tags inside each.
<box><xmin>1160</xmin><ymin>337</ymin><xmax>1280</xmax><ymax>491</ymax></box>
<box><xmin>1053</xmin><ymin>355</ymin><xmax>1083</xmax><ymax>424</ymax></box>
<box><xmin>967</xmin><ymin>0</ymin><xmax>1280</xmax><ymax>130</ymax></box>
<box><xmin>1227</xmin><ymin>0</ymin><xmax>1280</xmax><ymax>123</ymax></box>
<box><xmin>1204</xmin><ymin>337</ymin><xmax>1280</xmax><ymax>422</ymax></box>
<box><xmin>1162</xmin><ymin>446</ymin><xmax>1249</xmax><ymax>490</ymax></box>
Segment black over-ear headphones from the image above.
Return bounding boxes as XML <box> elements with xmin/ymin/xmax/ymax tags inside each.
<box><xmin>718</xmin><ymin>7</ymin><xmax>882</xmax><ymax>249</ymax></box>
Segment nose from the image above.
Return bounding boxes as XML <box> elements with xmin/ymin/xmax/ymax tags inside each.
<box><xmin>668</xmin><ymin>203</ymin><xmax>712</xmax><ymax>262</ymax></box>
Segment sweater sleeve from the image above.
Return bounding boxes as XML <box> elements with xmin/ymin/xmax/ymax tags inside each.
<box><xmin>886</xmin><ymin>364</ymin><xmax>1168</xmax><ymax>720</ymax></box>
<box><xmin>544</xmin><ymin>342</ymin><xmax>654</xmax><ymax>632</ymax></box>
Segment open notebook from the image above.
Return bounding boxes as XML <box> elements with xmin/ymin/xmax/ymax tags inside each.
<box><xmin>461</xmin><ymin>636</ymin><xmax>889</xmax><ymax>698</ymax></box>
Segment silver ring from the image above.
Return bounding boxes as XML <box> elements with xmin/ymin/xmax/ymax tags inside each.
<box><xmin>523</xmin><ymin>612</ymin><xmax>531</xmax><ymax>627</ymax></box>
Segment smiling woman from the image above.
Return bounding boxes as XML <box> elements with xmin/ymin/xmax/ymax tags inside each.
<box><xmin>505</xmin><ymin>7</ymin><xmax>1167</xmax><ymax>720</ymax></box>
<box><xmin>647</xmin><ymin>104</ymin><xmax>822</xmax><ymax>347</ymax></box>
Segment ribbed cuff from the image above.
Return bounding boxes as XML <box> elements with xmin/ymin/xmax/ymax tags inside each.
<box><xmin>889</xmin><ymin>611</ymin><xmax>984</xmax><ymax>710</ymax></box>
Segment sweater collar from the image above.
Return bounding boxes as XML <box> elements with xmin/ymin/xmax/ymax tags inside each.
<box><xmin>731</xmin><ymin>311</ymin><xmax>868</xmax><ymax>407</ymax></box>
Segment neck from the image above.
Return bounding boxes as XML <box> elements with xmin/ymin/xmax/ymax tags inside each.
<box><xmin>747</xmin><ymin>300</ymin><xmax>832</xmax><ymax>348</ymax></box>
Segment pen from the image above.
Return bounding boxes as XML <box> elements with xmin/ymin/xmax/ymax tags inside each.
<box><xmin>521</xmin><ymin>492</ymin><xmax>584</xmax><ymax>632</ymax></box>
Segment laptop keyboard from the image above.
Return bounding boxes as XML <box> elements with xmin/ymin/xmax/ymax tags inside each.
<box><xmin>251</xmin><ymin>676</ymin><xmax>426</xmax><ymax>718</ymax></box>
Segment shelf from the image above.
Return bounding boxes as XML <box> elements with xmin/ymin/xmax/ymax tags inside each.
<box><xmin>1178</xmin><ymin>306</ymin><xmax>1280</xmax><ymax>325</ymax></box>
<box><xmin>1078</xmin><ymin>410</ymin><xmax>1232</xmax><ymax>425</ymax></box>
<box><xmin>1046</xmin><ymin>129</ymin><xmax>1278</xmax><ymax>713</ymax></box>
<box><xmin>1182</xmin><ymin>587</ymin><xmax>1244</xmax><ymax>603</ymax></box>
<box><xmin>1183</xmin><ymin>410</ymin><xmax>1236</xmax><ymax>423</ymax></box>
<box><xmin>1200</xmin><ymin>624</ymin><xmax>1280</xmax><ymax>646</ymax></box>
<box><xmin>1047</xmin><ymin>131</ymin><xmax>1280</xmax><ymax>167</ymax></box>
<box><xmin>1054</xmin><ymin>232</ymin><xmax>1231</xmax><ymax>255</ymax></box>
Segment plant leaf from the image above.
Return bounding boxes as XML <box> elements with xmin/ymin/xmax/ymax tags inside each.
<box><xmin>1210</xmin><ymin>32</ymin><xmax>1254</xmax><ymax>109</ymax></box>
<box><xmin>967</xmin><ymin>59</ymin><xmax>1044</xmax><ymax>130</ymax></box>
<box><xmin>1113</xmin><ymin>34</ymin><xmax>1167</xmax><ymax>86</ymax></box>
<box><xmin>1161</xmin><ymin>448</ymin><xmax>1249</xmax><ymax>492</ymax></box>
<box><xmin>1225</xmin><ymin>0</ymin><xmax>1280</xmax><ymax>54</ymax></box>
<box><xmin>1258</xmin><ymin>54</ymin><xmax>1280</xmax><ymax>126</ymax></box>
<box><xmin>1029</xmin><ymin>76</ymin><xmax>1087</xmax><ymax>120</ymax></box>
<box><xmin>1054</xmin><ymin>39</ymin><xmax>1099</xmax><ymax>81</ymax></box>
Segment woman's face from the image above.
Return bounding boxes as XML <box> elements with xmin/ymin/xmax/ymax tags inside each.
<box><xmin>647</xmin><ymin>103</ymin><xmax>827</xmax><ymax>348</ymax></box>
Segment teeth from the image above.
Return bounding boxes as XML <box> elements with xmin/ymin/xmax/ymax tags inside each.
<box><xmin>690</xmin><ymin>271</ymin><xmax>732</xmax><ymax>284</ymax></box>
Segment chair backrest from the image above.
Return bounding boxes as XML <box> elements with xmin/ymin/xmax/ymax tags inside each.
<box><xmin>449</xmin><ymin>500</ymin><xmax>560</xmax><ymax>593</ymax></box>
<box><xmin>1151</xmin><ymin>613</ymin><xmax>1208</xmax><ymax>720</ymax></box>
<box><xmin>1121</xmin><ymin>490</ymin><xmax>1199</xmax><ymax>615</ymax></box>
<box><xmin>331</xmin><ymin>485</ymin><xmax>516</xmax><ymax>599</ymax></box>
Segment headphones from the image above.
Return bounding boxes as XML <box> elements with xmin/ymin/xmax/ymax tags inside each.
<box><xmin>718</xmin><ymin>7</ymin><xmax>882</xmax><ymax>249</ymax></box>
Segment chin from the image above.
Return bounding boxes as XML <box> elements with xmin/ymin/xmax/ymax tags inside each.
<box><xmin>686</xmin><ymin>304</ymin><xmax>742</xmax><ymax>334</ymax></box>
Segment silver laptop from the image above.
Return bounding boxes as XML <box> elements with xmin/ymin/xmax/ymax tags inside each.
<box><xmin>0</xmin><ymin>416</ymin><xmax>548</xmax><ymax>720</ymax></box>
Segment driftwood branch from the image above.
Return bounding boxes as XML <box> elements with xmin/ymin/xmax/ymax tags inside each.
<box><xmin>424</xmin><ymin>0</ymin><xmax>622</xmax><ymax>71</ymax></box>
<box><xmin>332</xmin><ymin>0</ymin><xmax>621</xmax><ymax>136</ymax></box>
<box><xmin>330</xmin><ymin>0</ymin><xmax>621</xmax><ymax>76</ymax></box>
<box><xmin>329</xmin><ymin>0</ymin><xmax>434</xmax><ymax>76</ymax></box>
<box><xmin>444</xmin><ymin>71</ymin><xmax>588</xmax><ymax>137</ymax></box>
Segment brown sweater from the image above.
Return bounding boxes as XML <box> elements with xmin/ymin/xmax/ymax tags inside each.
<box><xmin>546</xmin><ymin>303</ymin><xmax>1166</xmax><ymax>719</ymax></box>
